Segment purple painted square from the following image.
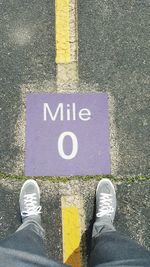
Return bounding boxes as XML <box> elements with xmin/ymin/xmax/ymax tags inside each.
<box><xmin>25</xmin><ymin>93</ymin><xmax>110</xmax><ymax>176</ymax></box>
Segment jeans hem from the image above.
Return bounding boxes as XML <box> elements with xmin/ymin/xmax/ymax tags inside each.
<box><xmin>16</xmin><ymin>220</ymin><xmax>45</xmax><ymax>239</ymax></box>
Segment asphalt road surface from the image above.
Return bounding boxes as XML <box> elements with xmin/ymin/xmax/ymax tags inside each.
<box><xmin>0</xmin><ymin>0</ymin><xmax>150</xmax><ymax>176</ymax></box>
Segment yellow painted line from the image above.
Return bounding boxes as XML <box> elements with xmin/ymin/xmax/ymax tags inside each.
<box><xmin>55</xmin><ymin>0</ymin><xmax>71</xmax><ymax>64</ymax></box>
<box><xmin>61</xmin><ymin>197</ymin><xmax>82</xmax><ymax>267</ymax></box>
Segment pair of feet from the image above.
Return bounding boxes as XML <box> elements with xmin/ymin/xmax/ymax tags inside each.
<box><xmin>20</xmin><ymin>178</ymin><xmax>116</xmax><ymax>227</ymax></box>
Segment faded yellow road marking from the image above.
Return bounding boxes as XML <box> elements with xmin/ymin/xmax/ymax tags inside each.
<box><xmin>55</xmin><ymin>0</ymin><xmax>70</xmax><ymax>63</ymax></box>
<box><xmin>61</xmin><ymin>196</ymin><xmax>83</xmax><ymax>267</ymax></box>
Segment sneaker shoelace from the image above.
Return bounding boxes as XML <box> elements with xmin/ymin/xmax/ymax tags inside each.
<box><xmin>96</xmin><ymin>193</ymin><xmax>114</xmax><ymax>217</ymax></box>
<box><xmin>21</xmin><ymin>193</ymin><xmax>42</xmax><ymax>218</ymax></box>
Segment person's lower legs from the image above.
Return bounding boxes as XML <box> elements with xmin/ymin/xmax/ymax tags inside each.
<box><xmin>88</xmin><ymin>179</ymin><xmax>150</xmax><ymax>267</ymax></box>
<box><xmin>0</xmin><ymin>179</ymin><xmax>45</xmax><ymax>256</ymax></box>
<box><xmin>89</xmin><ymin>230</ymin><xmax>150</xmax><ymax>266</ymax></box>
<box><xmin>0</xmin><ymin>221</ymin><xmax>45</xmax><ymax>256</ymax></box>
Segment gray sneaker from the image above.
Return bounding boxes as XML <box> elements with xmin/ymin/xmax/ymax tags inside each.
<box><xmin>96</xmin><ymin>178</ymin><xmax>116</xmax><ymax>224</ymax></box>
<box><xmin>19</xmin><ymin>179</ymin><xmax>42</xmax><ymax>225</ymax></box>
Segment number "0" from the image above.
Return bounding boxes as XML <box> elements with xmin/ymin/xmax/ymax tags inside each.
<box><xmin>58</xmin><ymin>131</ymin><xmax>78</xmax><ymax>160</ymax></box>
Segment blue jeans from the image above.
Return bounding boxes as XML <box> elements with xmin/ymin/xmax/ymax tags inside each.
<box><xmin>0</xmin><ymin>221</ymin><xmax>150</xmax><ymax>267</ymax></box>
<box><xmin>0</xmin><ymin>220</ymin><xmax>45</xmax><ymax>256</ymax></box>
<box><xmin>88</xmin><ymin>221</ymin><xmax>150</xmax><ymax>266</ymax></box>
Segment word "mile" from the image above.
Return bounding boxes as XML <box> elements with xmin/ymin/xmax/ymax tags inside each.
<box><xmin>43</xmin><ymin>103</ymin><xmax>92</xmax><ymax>121</ymax></box>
